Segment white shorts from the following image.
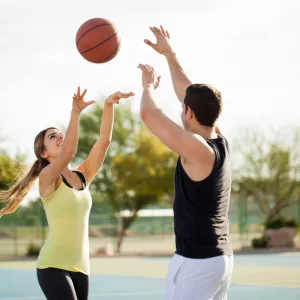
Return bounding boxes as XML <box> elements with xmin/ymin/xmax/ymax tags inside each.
<box><xmin>165</xmin><ymin>254</ymin><xmax>233</xmax><ymax>300</ymax></box>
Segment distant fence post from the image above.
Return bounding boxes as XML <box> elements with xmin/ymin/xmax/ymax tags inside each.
<box><xmin>297</xmin><ymin>201</ymin><xmax>300</xmax><ymax>223</ymax></box>
<box><xmin>13</xmin><ymin>210</ymin><xmax>19</xmax><ymax>256</ymax></box>
<box><xmin>238</xmin><ymin>197</ymin><xmax>249</xmax><ymax>247</ymax></box>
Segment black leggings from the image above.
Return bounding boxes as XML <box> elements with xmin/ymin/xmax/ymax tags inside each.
<box><xmin>37</xmin><ymin>268</ymin><xmax>89</xmax><ymax>300</ymax></box>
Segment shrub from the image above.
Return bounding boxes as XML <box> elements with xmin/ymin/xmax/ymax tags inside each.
<box><xmin>26</xmin><ymin>242</ymin><xmax>41</xmax><ymax>256</ymax></box>
<box><xmin>264</xmin><ymin>217</ymin><xmax>286</xmax><ymax>229</ymax></box>
<box><xmin>264</xmin><ymin>217</ymin><xmax>298</xmax><ymax>230</ymax></box>
<box><xmin>284</xmin><ymin>219</ymin><xmax>298</xmax><ymax>228</ymax></box>
<box><xmin>252</xmin><ymin>236</ymin><xmax>268</xmax><ymax>248</ymax></box>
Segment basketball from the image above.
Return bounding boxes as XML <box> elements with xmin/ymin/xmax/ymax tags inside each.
<box><xmin>76</xmin><ymin>18</ymin><xmax>121</xmax><ymax>64</ymax></box>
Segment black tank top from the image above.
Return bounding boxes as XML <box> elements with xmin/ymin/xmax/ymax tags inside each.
<box><xmin>173</xmin><ymin>135</ymin><xmax>233</xmax><ymax>258</ymax></box>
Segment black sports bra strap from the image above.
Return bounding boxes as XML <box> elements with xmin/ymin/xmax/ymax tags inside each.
<box><xmin>74</xmin><ymin>170</ymin><xmax>87</xmax><ymax>189</ymax></box>
<box><xmin>61</xmin><ymin>171</ymin><xmax>87</xmax><ymax>190</ymax></box>
<box><xmin>61</xmin><ymin>175</ymin><xmax>73</xmax><ymax>189</ymax></box>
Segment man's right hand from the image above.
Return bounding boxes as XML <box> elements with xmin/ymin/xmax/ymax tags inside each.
<box><xmin>144</xmin><ymin>25</ymin><xmax>174</xmax><ymax>56</ymax></box>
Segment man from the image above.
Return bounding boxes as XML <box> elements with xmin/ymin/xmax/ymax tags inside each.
<box><xmin>138</xmin><ymin>25</ymin><xmax>233</xmax><ymax>300</ymax></box>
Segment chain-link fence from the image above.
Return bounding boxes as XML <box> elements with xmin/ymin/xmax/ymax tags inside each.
<box><xmin>1</xmin><ymin>200</ymin><xmax>299</xmax><ymax>258</ymax></box>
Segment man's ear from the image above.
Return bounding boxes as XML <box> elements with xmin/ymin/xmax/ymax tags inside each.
<box><xmin>187</xmin><ymin>106</ymin><xmax>194</xmax><ymax>120</ymax></box>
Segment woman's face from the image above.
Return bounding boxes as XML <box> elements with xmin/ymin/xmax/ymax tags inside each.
<box><xmin>41</xmin><ymin>128</ymin><xmax>65</xmax><ymax>162</ymax></box>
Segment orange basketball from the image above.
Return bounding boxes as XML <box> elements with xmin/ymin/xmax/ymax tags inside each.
<box><xmin>76</xmin><ymin>18</ymin><xmax>121</xmax><ymax>64</ymax></box>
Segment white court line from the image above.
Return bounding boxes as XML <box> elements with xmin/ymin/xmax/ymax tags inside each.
<box><xmin>90</xmin><ymin>291</ymin><xmax>162</xmax><ymax>298</ymax></box>
<box><xmin>0</xmin><ymin>298</ymin><xmax>43</xmax><ymax>300</ymax></box>
<box><xmin>0</xmin><ymin>291</ymin><xmax>162</xmax><ymax>299</ymax></box>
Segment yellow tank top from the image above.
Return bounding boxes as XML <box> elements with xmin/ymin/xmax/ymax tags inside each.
<box><xmin>37</xmin><ymin>176</ymin><xmax>92</xmax><ymax>275</ymax></box>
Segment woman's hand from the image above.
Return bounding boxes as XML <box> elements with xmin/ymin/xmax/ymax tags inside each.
<box><xmin>105</xmin><ymin>91</ymin><xmax>135</xmax><ymax>105</ymax></box>
<box><xmin>72</xmin><ymin>87</ymin><xmax>96</xmax><ymax>112</ymax></box>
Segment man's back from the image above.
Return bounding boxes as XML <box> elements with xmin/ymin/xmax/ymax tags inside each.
<box><xmin>174</xmin><ymin>135</ymin><xmax>233</xmax><ymax>258</ymax></box>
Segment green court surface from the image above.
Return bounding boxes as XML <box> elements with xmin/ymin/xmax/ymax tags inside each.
<box><xmin>0</xmin><ymin>252</ymin><xmax>300</xmax><ymax>299</ymax></box>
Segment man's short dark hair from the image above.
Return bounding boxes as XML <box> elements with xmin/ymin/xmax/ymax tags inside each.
<box><xmin>184</xmin><ymin>84</ymin><xmax>222</xmax><ymax>127</ymax></box>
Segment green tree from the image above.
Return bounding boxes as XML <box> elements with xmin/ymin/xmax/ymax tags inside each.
<box><xmin>112</xmin><ymin>127</ymin><xmax>177</xmax><ymax>252</ymax></box>
<box><xmin>232</xmin><ymin>130</ymin><xmax>300</xmax><ymax>223</ymax></box>
<box><xmin>0</xmin><ymin>151</ymin><xmax>27</xmax><ymax>224</ymax></box>
<box><xmin>0</xmin><ymin>152</ymin><xmax>24</xmax><ymax>191</ymax></box>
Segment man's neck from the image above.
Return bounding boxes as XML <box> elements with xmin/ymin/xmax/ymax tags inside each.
<box><xmin>187</xmin><ymin>125</ymin><xmax>218</xmax><ymax>139</ymax></box>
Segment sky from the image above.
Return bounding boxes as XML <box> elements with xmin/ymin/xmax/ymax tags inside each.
<box><xmin>1</xmin><ymin>0</ymin><xmax>300</xmax><ymax>201</ymax></box>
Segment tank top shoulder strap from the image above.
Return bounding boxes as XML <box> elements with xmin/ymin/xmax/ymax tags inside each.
<box><xmin>205</xmin><ymin>138</ymin><xmax>222</xmax><ymax>170</ymax></box>
<box><xmin>218</xmin><ymin>134</ymin><xmax>230</xmax><ymax>152</ymax></box>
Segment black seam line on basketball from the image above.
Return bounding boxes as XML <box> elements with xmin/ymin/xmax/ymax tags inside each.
<box><xmin>76</xmin><ymin>24</ymin><xmax>112</xmax><ymax>46</ymax></box>
<box><xmin>80</xmin><ymin>31</ymin><xmax>118</xmax><ymax>54</ymax></box>
<box><xmin>95</xmin><ymin>42</ymin><xmax>121</xmax><ymax>63</ymax></box>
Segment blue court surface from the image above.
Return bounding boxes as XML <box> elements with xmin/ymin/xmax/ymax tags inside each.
<box><xmin>0</xmin><ymin>253</ymin><xmax>300</xmax><ymax>299</ymax></box>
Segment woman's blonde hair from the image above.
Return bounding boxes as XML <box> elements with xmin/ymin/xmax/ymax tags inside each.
<box><xmin>0</xmin><ymin>127</ymin><xmax>57</xmax><ymax>216</ymax></box>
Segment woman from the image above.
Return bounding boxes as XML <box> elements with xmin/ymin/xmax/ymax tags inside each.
<box><xmin>0</xmin><ymin>87</ymin><xmax>134</xmax><ymax>300</ymax></box>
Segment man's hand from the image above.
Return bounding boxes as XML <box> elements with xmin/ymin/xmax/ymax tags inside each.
<box><xmin>138</xmin><ymin>64</ymin><xmax>161</xmax><ymax>89</ymax></box>
<box><xmin>144</xmin><ymin>25</ymin><xmax>174</xmax><ymax>56</ymax></box>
